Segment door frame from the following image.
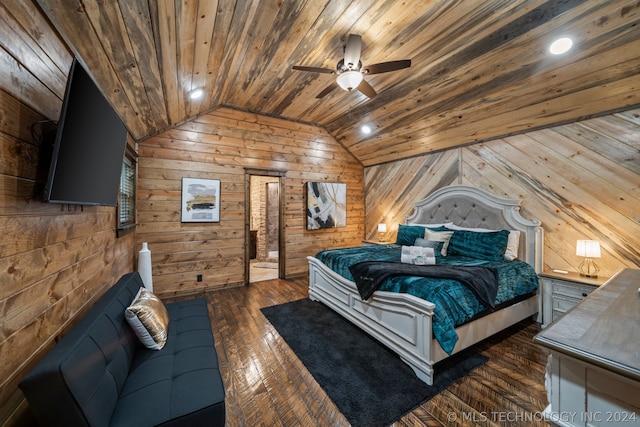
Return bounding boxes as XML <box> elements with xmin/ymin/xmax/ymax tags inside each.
<box><xmin>244</xmin><ymin>168</ymin><xmax>286</xmax><ymax>285</ymax></box>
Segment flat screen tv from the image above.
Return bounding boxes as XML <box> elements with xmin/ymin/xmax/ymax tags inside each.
<box><xmin>43</xmin><ymin>58</ymin><xmax>128</xmax><ymax>206</ymax></box>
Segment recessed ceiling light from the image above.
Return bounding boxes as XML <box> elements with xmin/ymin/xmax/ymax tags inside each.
<box><xmin>361</xmin><ymin>125</ymin><xmax>372</xmax><ymax>134</ymax></box>
<box><xmin>549</xmin><ymin>37</ymin><xmax>573</xmax><ymax>55</ymax></box>
<box><xmin>189</xmin><ymin>88</ymin><xmax>204</xmax><ymax>99</ymax></box>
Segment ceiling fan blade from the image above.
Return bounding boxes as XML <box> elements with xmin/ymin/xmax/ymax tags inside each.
<box><xmin>356</xmin><ymin>79</ymin><xmax>377</xmax><ymax>98</ymax></box>
<box><xmin>363</xmin><ymin>59</ymin><xmax>411</xmax><ymax>75</ymax></box>
<box><xmin>316</xmin><ymin>81</ymin><xmax>339</xmax><ymax>98</ymax></box>
<box><xmin>292</xmin><ymin>65</ymin><xmax>335</xmax><ymax>74</ymax></box>
<box><xmin>343</xmin><ymin>34</ymin><xmax>362</xmax><ymax>69</ymax></box>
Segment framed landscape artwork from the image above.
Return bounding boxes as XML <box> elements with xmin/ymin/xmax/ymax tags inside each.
<box><xmin>181</xmin><ymin>178</ymin><xmax>220</xmax><ymax>222</ymax></box>
<box><xmin>306</xmin><ymin>182</ymin><xmax>346</xmax><ymax>230</ymax></box>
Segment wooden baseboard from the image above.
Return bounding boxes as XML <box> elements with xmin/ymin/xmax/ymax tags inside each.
<box><xmin>156</xmin><ymin>281</ymin><xmax>244</xmax><ymax>300</ymax></box>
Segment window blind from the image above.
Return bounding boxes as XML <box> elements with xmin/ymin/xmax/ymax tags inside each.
<box><xmin>119</xmin><ymin>156</ymin><xmax>135</xmax><ymax>227</ymax></box>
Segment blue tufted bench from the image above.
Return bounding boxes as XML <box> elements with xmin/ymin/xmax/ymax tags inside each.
<box><xmin>19</xmin><ymin>272</ymin><xmax>225</xmax><ymax>427</ymax></box>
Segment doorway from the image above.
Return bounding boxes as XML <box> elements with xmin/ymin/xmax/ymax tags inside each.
<box><xmin>245</xmin><ymin>169</ymin><xmax>285</xmax><ymax>284</ymax></box>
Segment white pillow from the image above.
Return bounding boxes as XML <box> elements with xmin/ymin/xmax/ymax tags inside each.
<box><xmin>424</xmin><ymin>229</ymin><xmax>454</xmax><ymax>256</ymax></box>
<box><xmin>445</xmin><ymin>224</ymin><xmax>520</xmax><ymax>260</ymax></box>
<box><xmin>125</xmin><ymin>287</ymin><xmax>169</xmax><ymax>350</ymax></box>
<box><xmin>504</xmin><ymin>231</ymin><xmax>521</xmax><ymax>260</ymax></box>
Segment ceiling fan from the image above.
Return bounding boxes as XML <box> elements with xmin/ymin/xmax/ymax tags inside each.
<box><xmin>292</xmin><ymin>34</ymin><xmax>411</xmax><ymax>99</ymax></box>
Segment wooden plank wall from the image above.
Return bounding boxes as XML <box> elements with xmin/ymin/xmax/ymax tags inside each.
<box><xmin>0</xmin><ymin>94</ymin><xmax>135</xmax><ymax>424</ymax></box>
<box><xmin>136</xmin><ymin>106</ymin><xmax>364</xmax><ymax>296</ymax></box>
<box><xmin>0</xmin><ymin>3</ymin><xmax>136</xmax><ymax>421</ymax></box>
<box><xmin>365</xmin><ymin>109</ymin><xmax>640</xmax><ymax>278</ymax></box>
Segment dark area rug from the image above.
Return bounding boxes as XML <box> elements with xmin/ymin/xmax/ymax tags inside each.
<box><xmin>261</xmin><ymin>298</ymin><xmax>488</xmax><ymax>427</ymax></box>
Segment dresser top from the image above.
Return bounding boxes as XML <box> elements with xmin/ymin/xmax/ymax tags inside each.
<box><xmin>539</xmin><ymin>270</ymin><xmax>608</xmax><ymax>287</ymax></box>
<box><xmin>535</xmin><ymin>268</ymin><xmax>640</xmax><ymax>381</ymax></box>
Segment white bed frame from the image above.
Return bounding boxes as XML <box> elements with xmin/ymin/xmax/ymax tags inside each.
<box><xmin>308</xmin><ymin>185</ymin><xmax>543</xmax><ymax>385</ymax></box>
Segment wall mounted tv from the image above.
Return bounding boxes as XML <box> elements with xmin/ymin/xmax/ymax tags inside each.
<box><xmin>43</xmin><ymin>58</ymin><xmax>128</xmax><ymax>206</ymax></box>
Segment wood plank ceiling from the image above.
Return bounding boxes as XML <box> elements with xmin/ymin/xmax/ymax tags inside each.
<box><xmin>31</xmin><ymin>0</ymin><xmax>640</xmax><ymax>166</ymax></box>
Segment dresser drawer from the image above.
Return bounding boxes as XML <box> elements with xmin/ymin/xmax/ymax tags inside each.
<box><xmin>550</xmin><ymin>280</ymin><xmax>595</xmax><ymax>323</ymax></box>
<box><xmin>552</xmin><ymin>296</ymin><xmax>586</xmax><ymax>322</ymax></box>
<box><xmin>550</xmin><ymin>279</ymin><xmax>594</xmax><ymax>300</ymax></box>
<box><xmin>553</xmin><ymin>295</ymin><xmax>581</xmax><ymax>313</ymax></box>
<box><xmin>540</xmin><ymin>271</ymin><xmax>607</xmax><ymax>328</ymax></box>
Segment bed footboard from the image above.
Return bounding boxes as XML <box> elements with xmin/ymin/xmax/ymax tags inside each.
<box><xmin>308</xmin><ymin>255</ymin><xmax>539</xmax><ymax>385</ymax></box>
<box><xmin>307</xmin><ymin>256</ymin><xmax>437</xmax><ymax>385</ymax></box>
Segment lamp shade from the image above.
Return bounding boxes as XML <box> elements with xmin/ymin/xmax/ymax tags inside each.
<box><xmin>576</xmin><ymin>240</ymin><xmax>601</xmax><ymax>258</ymax></box>
<box><xmin>377</xmin><ymin>223</ymin><xmax>387</xmax><ymax>233</ymax></box>
<box><xmin>336</xmin><ymin>71</ymin><xmax>363</xmax><ymax>91</ymax></box>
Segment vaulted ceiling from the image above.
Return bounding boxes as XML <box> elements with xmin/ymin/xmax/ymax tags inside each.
<box><xmin>23</xmin><ymin>0</ymin><xmax>640</xmax><ymax>165</ymax></box>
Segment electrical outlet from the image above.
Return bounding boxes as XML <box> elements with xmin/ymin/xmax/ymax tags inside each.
<box><xmin>197</xmin><ymin>274</ymin><xmax>202</xmax><ymax>282</ymax></box>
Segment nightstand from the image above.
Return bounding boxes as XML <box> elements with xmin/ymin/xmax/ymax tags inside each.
<box><xmin>540</xmin><ymin>270</ymin><xmax>608</xmax><ymax>328</ymax></box>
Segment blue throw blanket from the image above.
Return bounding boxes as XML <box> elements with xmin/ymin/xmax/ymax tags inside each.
<box><xmin>349</xmin><ymin>261</ymin><xmax>499</xmax><ymax>309</ymax></box>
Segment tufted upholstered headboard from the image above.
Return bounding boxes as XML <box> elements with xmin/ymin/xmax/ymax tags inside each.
<box><xmin>405</xmin><ymin>185</ymin><xmax>543</xmax><ymax>272</ymax></box>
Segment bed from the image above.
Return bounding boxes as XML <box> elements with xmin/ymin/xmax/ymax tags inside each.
<box><xmin>307</xmin><ymin>184</ymin><xmax>543</xmax><ymax>385</ymax></box>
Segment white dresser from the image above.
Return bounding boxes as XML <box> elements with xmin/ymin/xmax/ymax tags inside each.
<box><xmin>534</xmin><ymin>268</ymin><xmax>640</xmax><ymax>426</ymax></box>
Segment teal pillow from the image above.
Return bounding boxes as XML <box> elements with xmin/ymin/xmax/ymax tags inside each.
<box><xmin>395</xmin><ymin>225</ymin><xmax>425</xmax><ymax>246</ymax></box>
<box><xmin>448</xmin><ymin>229</ymin><xmax>510</xmax><ymax>261</ymax></box>
<box><xmin>395</xmin><ymin>225</ymin><xmax>447</xmax><ymax>246</ymax></box>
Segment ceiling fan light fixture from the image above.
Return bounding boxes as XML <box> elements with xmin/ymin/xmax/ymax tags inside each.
<box><xmin>336</xmin><ymin>71</ymin><xmax>363</xmax><ymax>91</ymax></box>
<box><xmin>291</xmin><ymin>34</ymin><xmax>410</xmax><ymax>99</ymax></box>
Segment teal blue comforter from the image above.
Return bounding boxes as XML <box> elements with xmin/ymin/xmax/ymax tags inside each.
<box><xmin>315</xmin><ymin>244</ymin><xmax>539</xmax><ymax>354</ymax></box>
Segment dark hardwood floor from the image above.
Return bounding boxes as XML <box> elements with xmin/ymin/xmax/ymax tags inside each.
<box><xmin>199</xmin><ymin>277</ymin><xmax>551</xmax><ymax>427</ymax></box>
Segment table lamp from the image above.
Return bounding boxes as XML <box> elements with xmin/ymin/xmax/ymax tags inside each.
<box><xmin>377</xmin><ymin>223</ymin><xmax>387</xmax><ymax>242</ymax></box>
<box><xmin>576</xmin><ymin>240</ymin><xmax>600</xmax><ymax>278</ymax></box>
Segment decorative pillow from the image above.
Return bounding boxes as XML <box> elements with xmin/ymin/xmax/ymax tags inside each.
<box><xmin>395</xmin><ymin>225</ymin><xmax>426</xmax><ymax>246</ymax></box>
<box><xmin>396</xmin><ymin>224</ymin><xmax>450</xmax><ymax>246</ymax></box>
<box><xmin>414</xmin><ymin>237</ymin><xmax>444</xmax><ymax>254</ymax></box>
<box><xmin>125</xmin><ymin>287</ymin><xmax>169</xmax><ymax>350</ymax></box>
<box><xmin>447</xmin><ymin>229</ymin><xmax>510</xmax><ymax>261</ymax></box>
<box><xmin>504</xmin><ymin>230</ymin><xmax>521</xmax><ymax>260</ymax></box>
<box><xmin>424</xmin><ymin>229</ymin><xmax>454</xmax><ymax>256</ymax></box>
<box><xmin>445</xmin><ymin>224</ymin><xmax>520</xmax><ymax>260</ymax></box>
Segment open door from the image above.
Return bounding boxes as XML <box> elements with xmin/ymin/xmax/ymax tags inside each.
<box><xmin>244</xmin><ymin>169</ymin><xmax>285</xmax><ymax>285</ymax></box>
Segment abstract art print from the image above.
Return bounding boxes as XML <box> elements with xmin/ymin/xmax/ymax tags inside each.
<box><xmin>181</xmin><ymin>178</ymin><xmax>220</xmax><ymax>222</ymax></box>
<box><xmin>306</xmin><ymin>182</ymin><xmax>346</xmax><ymax>230</ymax></box>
